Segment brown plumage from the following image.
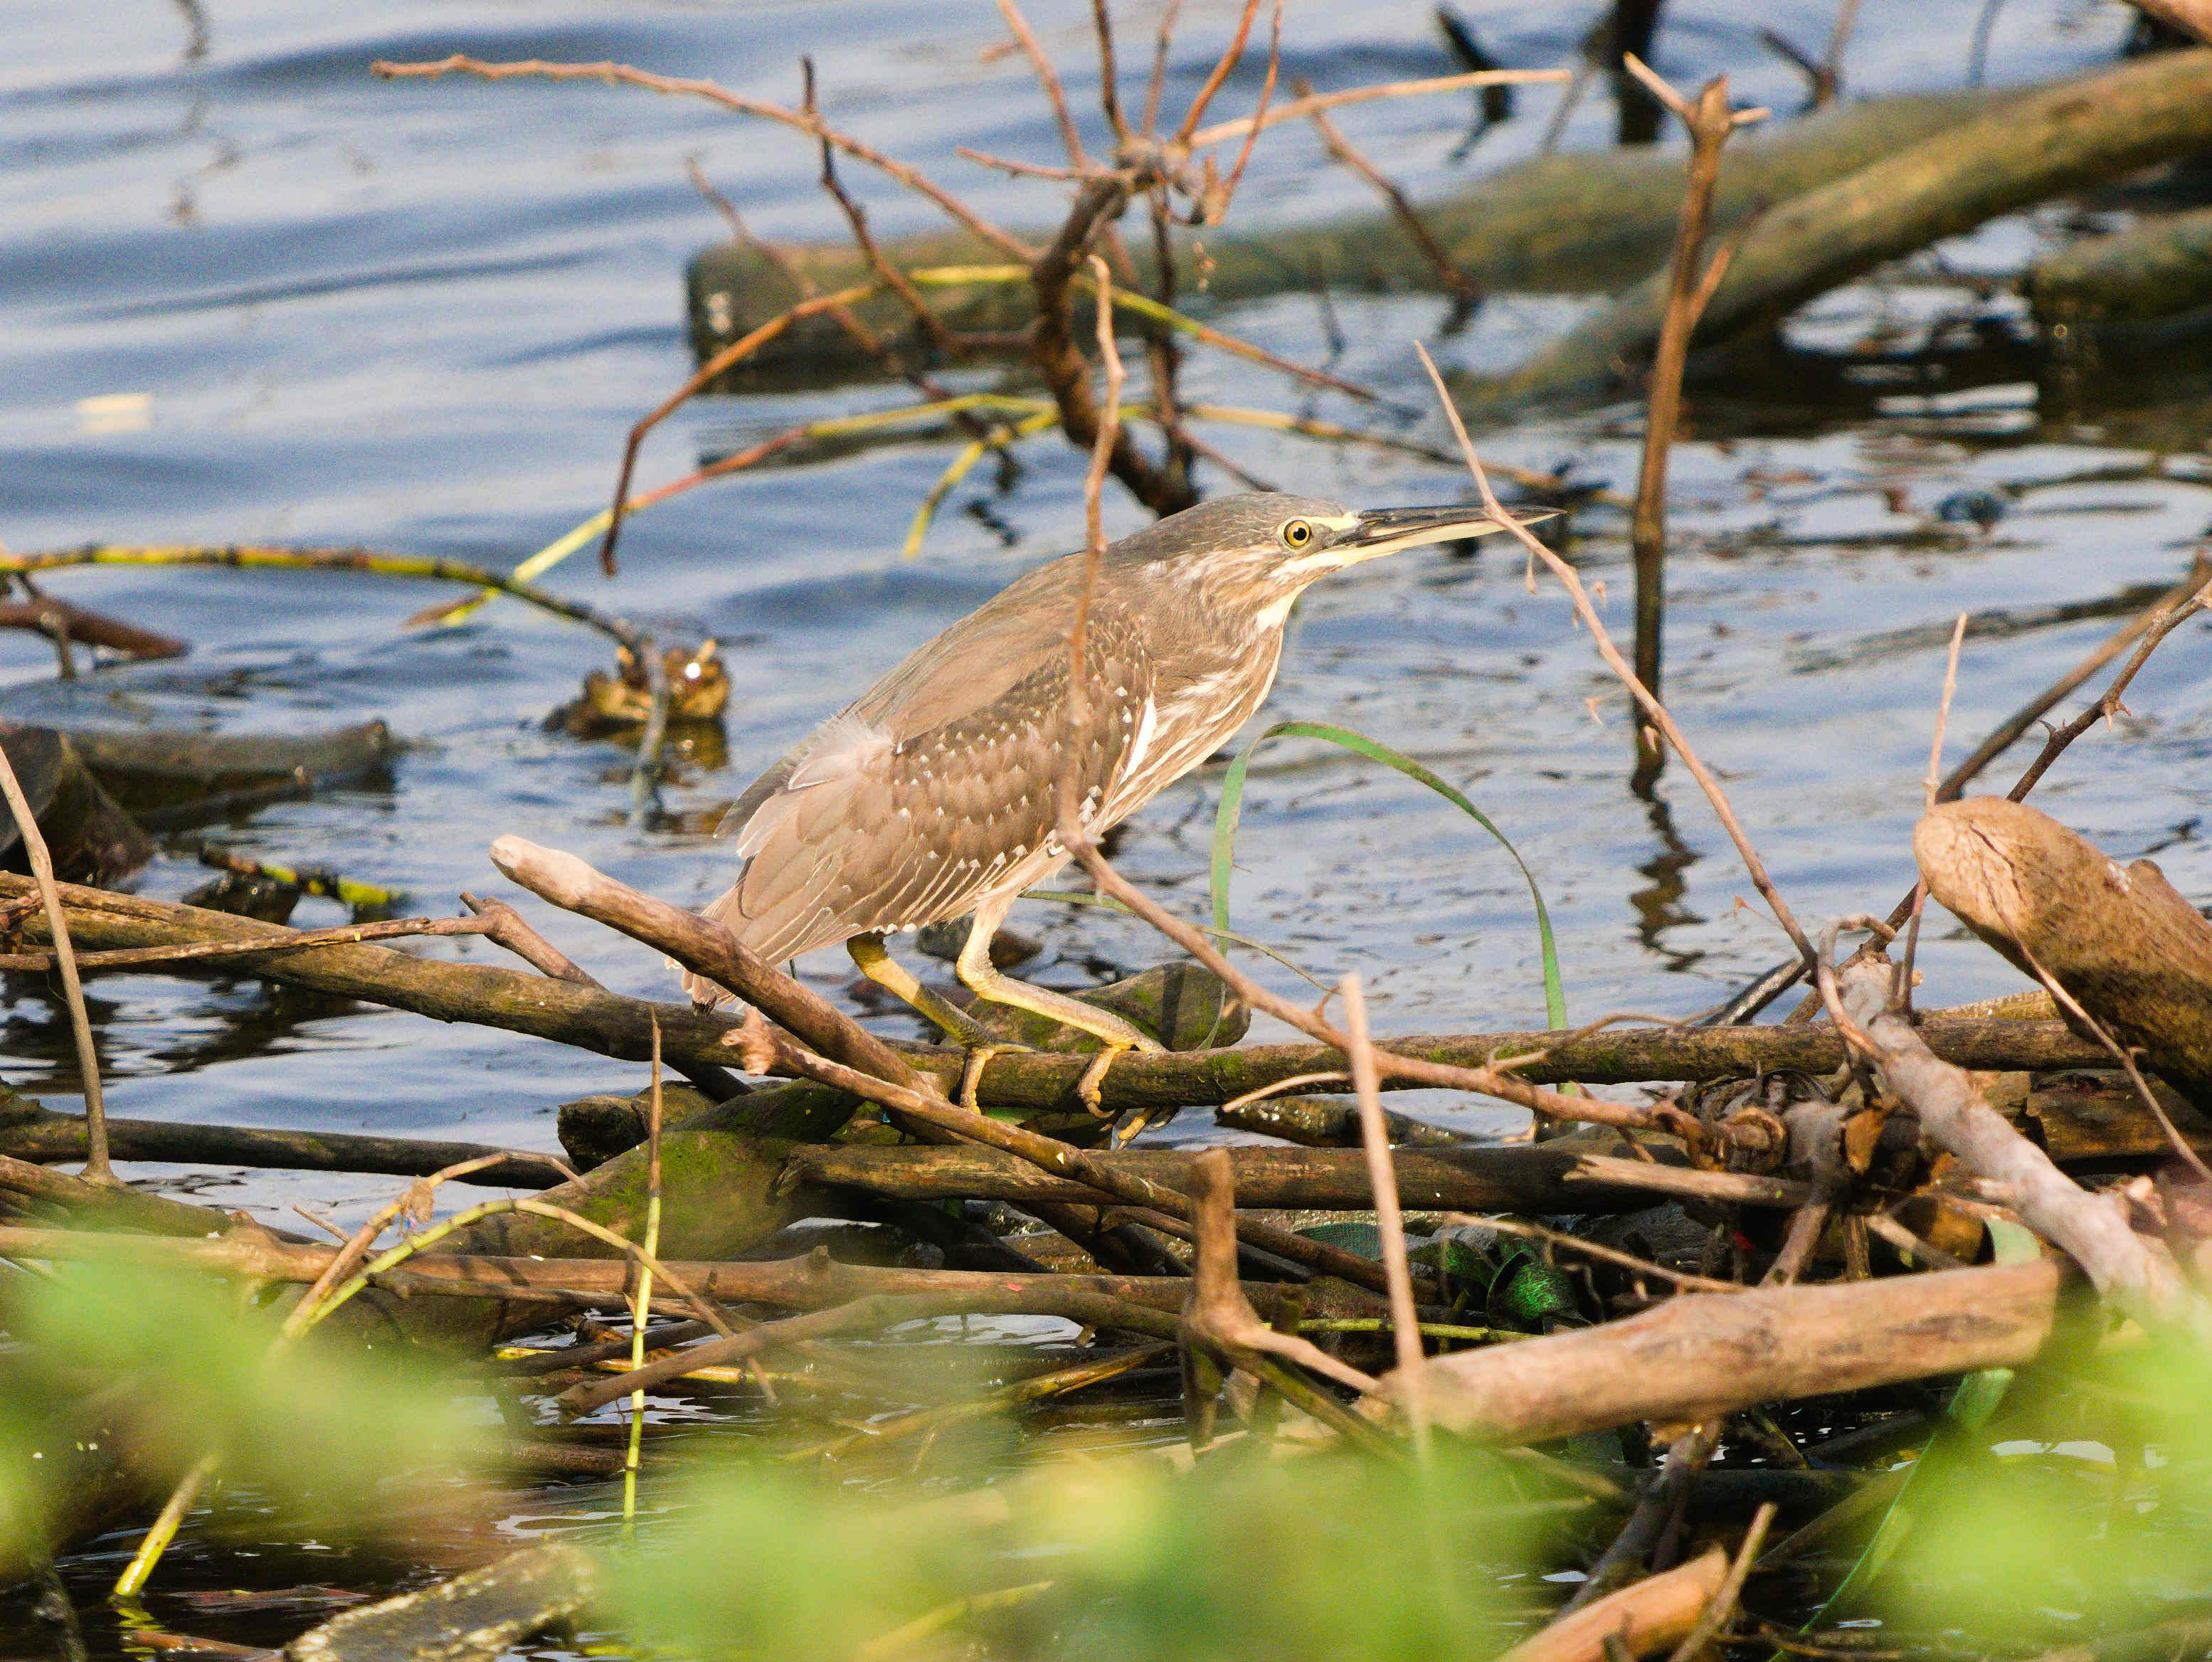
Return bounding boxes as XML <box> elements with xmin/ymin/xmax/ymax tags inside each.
<box><xmin>685</xmin><ymin>492</ymin><xmax>1518</xmax><ymax>1005</ymax></box>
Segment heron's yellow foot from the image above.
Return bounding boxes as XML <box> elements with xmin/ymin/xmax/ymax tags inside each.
<box><xmin>959</xmin><ymin>1044</ymin><xmax>1011</xmax><ymax>1113</ymax></box>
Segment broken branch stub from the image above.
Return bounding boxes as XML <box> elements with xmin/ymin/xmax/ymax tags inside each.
<box><xmin>1915</xmin><ymin>798</ymin><xmax>2212</xmax><ymax>1107</ymax></box>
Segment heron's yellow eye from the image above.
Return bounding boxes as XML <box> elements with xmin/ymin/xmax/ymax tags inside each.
<box><xmin>1279</xmin><ymin>519</ymin><xmax>1313</xmax><ymax>549</ymax></box>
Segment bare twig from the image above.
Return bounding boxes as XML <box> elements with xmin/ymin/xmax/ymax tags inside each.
<box><xmin>0</xmin><ymin>914</ymin><xmax>494</xmax><ymax>973</ymax></box>
<box><xmin>1203</xmin><ymin>0</ymin><xmax>1281</xmax><ymax>225</ymax></box>
<box><xmin>459</xmin><ymin>892</ymin><xmax>601</xmax><ymax>987</ymax></box>
<box><xmin>1343</xmin><ymin>973</ymin><xmax>1428</xmax><ymax>1456</ymax></box>
<box><xmin>1415</xmin><ymin>343</ymin><xmax>1817</xmax><ymax>971</ymax></box>
<box><xmin>1663</xmin><ymin>1502</ymin><xmax>1777</xmax><ymax>1662</ymax></box>
<box><xmin>371</xmin><ymin>57</ymin><xmax>1035</xmax><ymax>261</ymax></box>
<box><xmin>1301</xmin><ymin>80</ymin><xmax>1481</xmax><ymax>306</ymax></box>
<box><xmin>996</xmin><ymin>0</ymin><xmax>1089</xmax><ymax>166</ymax></box>
<box><xmin>1171</xmin><ymin>0</ymin><xmax>1264</xmax><ymax>145</ymax></box>
<box><xmin>1186</xmin><ymin>67</ymin><xmax>1568</xmax><ymax>147</ymax></box>
<box><xmin>596</xmin><ymin>283</ymin><xmax>874</xmax><ymax>573</ymax></box>
<box><xmin>2005</xmin><ymin>575</ymin><xmax>2212</xmax><ymax>803</ymax></box>
<box><xmin>1621</xmin><ymin>56</ymin><xmax>1764</xmax><ymax>785</ymax></box>
<box><xmin>0</xmin><ymin>739</ymin><xmax>108</xmax><ymax>1182</ymax></box>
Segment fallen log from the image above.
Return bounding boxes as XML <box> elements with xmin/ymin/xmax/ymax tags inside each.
<box><xmin>2027</xmin><ymin>203</ymin><xmax>2212</xmax><ymax>349</ymax></box>
<box><xmin>684</xmin><ymin>87</ymin><xmax>2009</xmax><ymax>380</ymax></box>
<box><xmin>1915</xmin><ymin>797</ymin><xmax>2212</xmax><ymax>1106</ymax></box>
<box><xmin>1382</xmin><ymin>1259</ymin><xmax>2070</xmax><ymax>1444</ymax></box>
<box><xmin>918</xmin><ymin>1017</ymin><xmax>2104</xmax><ymax>1112</ymax></box>
<box><xmin>1495</xmin><ymin>49</ymin><xmax>2212</xmax><ymax>407</ymax></box>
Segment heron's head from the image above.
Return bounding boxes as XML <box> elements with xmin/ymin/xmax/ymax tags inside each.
<box><xmin>1114</xmin><ymin>491</ymin><xmax>1538</xmax><ymax>628</ymax></box>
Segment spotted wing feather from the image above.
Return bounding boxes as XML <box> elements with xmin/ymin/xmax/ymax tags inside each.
<box><xmin>687</xmin><ymin>628</ymin><xmax>1151</xmax><ymax>1004</ymax></box>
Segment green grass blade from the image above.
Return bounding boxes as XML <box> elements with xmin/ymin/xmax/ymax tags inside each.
<box><xmin>1209</xmin><ymin>720</ymin><xmax>1567</xmax><ymax>1030</ymax></box>
<box><xmin>1782</xmin><ymin>1217</ymin><xmax>2040</xmax><ymax>1648</ymax></box>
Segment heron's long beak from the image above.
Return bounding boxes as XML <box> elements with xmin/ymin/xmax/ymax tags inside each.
<box><xmin>1339</xmin><ymin>504</ymin><xmax>1556</xmax><ymax>559</ymax></box>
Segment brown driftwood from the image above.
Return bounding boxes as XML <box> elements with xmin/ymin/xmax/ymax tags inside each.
<box><xmin>1384</xmin><ymin>1259</ymin><xmax>2067</xmax><ymax>1444</ymax></box>
<box><xmin>1915</xmin><ymin>798</ymin><xmax>2212</xmax><ymax>1106</ymax></box>
<box><xmin>1497</xmin><ymin>49</ymin><xmax>2212</xmax><ymax>406</ymax></box>
<box><xmin>1496</xmin><ymin>1549</ymin><xmax>1729</xmax><ymax>1662</ymax></box>
<box><xmin>1835</xmin><ymin>954</ymin><xmax>2212</xmax><ymax>1340</ymax></box>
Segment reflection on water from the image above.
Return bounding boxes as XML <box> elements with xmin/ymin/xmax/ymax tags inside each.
<box><xmin>0</xmin><ymin>0</ymin><xmax>2207</xmax><ymax>1226</ymax></box>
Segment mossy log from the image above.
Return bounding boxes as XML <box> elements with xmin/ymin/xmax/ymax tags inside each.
<box><xmin>333</xmin><ymin>1080</ymin><xmax>858</xmax><ymax>1350</ymax></box>
<box><xmin>1495</xmin><ymin>49</ymin><xmax>2212</xmax><ymax>408</ymax></box>
<box><xmin>2027</xmin><ymin>202</ymin><xmax>2212</xmax><ymax>364</ymax></box>
<box><xmin>1916</xmin><ymin>798</ymin><xmax>2212</xmax><ymax>1108</ymax></box>
<box><xmin>783</xmin><ymin>1139</ymin><xmax>1732</xmax><ymax>1214</ymax></box>
<box><xmin>684</xmin><ymin>88</ymin><xmax>2004</xmax><ymax>383</ymax></box>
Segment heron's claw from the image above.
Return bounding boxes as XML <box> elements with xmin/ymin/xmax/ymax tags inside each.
<box><xmin>1075</xmin><ymin>1032</ymin><xmax>1168</xmax><ymax>1123</ymax></box>
<box><xmin>959</xmin><ymin>1042</ymin><xmax>1025</xmax><ymax>1113</ymax></box>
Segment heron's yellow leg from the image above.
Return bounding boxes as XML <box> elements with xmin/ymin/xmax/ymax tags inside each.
<box><xmin>955</xmin><ymin>896</ymin><xmax>1165</xmax><ymax>1114</ymax></box>
<box><xmin>845</xmin><ymin>934</ymin><xmax>1001</xmax><ymax>1049</ymax></box>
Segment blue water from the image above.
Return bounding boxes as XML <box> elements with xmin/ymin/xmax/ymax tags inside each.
<box><xmin>0</xmin><ymin>0</ymin><xmax>2206</xmax><ymax>1231</ymax></box>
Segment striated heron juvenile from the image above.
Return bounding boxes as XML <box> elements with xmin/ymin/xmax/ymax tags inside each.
<box><xmin>684</xmin><ymin>492</ymin><xmax>1540</xmax><ymax>1107</ymax></box>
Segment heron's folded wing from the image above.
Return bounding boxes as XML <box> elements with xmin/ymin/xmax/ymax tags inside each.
<box><xmin>714</xmin><ymin>650</ymin><xmax>1148</xmax><ymax>968</ymax></box>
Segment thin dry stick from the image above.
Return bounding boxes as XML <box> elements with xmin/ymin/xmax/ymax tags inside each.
<box><xmin>1090</xmin><ymin>0</ymin><xmax>1131</xmax><ymax>149</ymax></box>
<box><xmin>1060</xmin><ymin>251</ymin><xmax>1126</xmax><ymax>844</ymax></box>
<box><xmin>1414</xmin><ymin>341</ymin><xmax>1817</xmax><ymax>971</ymax></box>
<box><xmin>0</xmin><ymin>914</ymin><xmax>495</xmax><ymax>973</ymax></box>
<box><xmin>1620</xmin><ymin>55</ymin><xmax>1765</xmax><ymax>783</ymax></box>
<box><xmin>1141</xmin><ymin>0</ymin><xmax>1187</xmax><ymax>135</ymax></box>
<box><xmin>1171</xmin><ymin>0</ymin><xmax>1264</xmax><ymax>145</ymax></box>
<box><xmin>1439</xmin><ymin>1213</ymin><xmax>1747</xmax><ymax>1296</ymax></box>
<box><xmin>1185</xmin><ymin>68</ymin><xmax>1568</xmax><ymax>147</ymax></box>
<box><xmin>996</xmin><ymin>0</ymin><xmax>1089</xmax><ymax>166</ymax></box>
<box><xmin>1301</xmin><ymin>80</ymin><xmax>1479</xmax><ymax>305</ymax></box>
<box><xmin>1663</xmin><ymin>1501</ymin><xmax>1778</xmax><ymax>1662</ymax></box>
<box><xmin>1923</xmin><ymin>613</ymin><xmax>1969</xmax><ymax>815</ymax></box>
<box><xmin>1343</xmin><ymin>973</ymin><xmax>1429</xmax><ymax>1459</ymax></box>
<box><xmin>1900</xmin><ymin>612</ymin><xmax>1969</xmax><ymax>1015</ymax></box>
<box><xmin>0</xmin><ymin>740</ymin><xmax>109</xmax><ymax>1182</ymax></box>
<box><xmin>372</xmin><ymin>58</ymin><xmax>1037</xmax><ymax>262</ymax></box>
<box><xmin>596</xmin><ymin>283</ymin><xmax>875</xmax><ymax>573</ymax></box>
<box><xmin>808</xmin><ymin>64</ymin><xmax>965</xmax><ymax>364</ymax></box>
<box><xmin>1205</xmin><ymin>0</ymin><xmax>1281</xmax><ymax>224</ymax></box>
<box><xmin>2016</xmin><ymin>940</ymin><xmax>2212</xmax><ymax>1186</ymax></box>
<box><xmin>621</xmin><ymin>1017</ymin><xmax>665</xmax><ymax>1537</ymax></box>
<box><xmin>2005</xmin><ymin>576</ymin><xmax>2212</xmax><ymax>803</ymax></box>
